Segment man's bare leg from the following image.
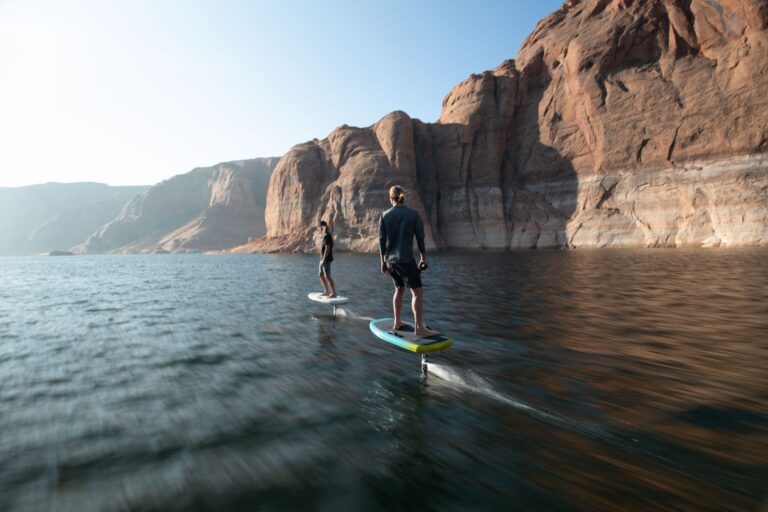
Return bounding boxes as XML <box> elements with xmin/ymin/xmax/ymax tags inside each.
<box><xmin>319</xmin><ymin>274</ymin><xmax>330</xmax><ymax>296</ymax></box>
<box><xmin>327</xmin><ymin>276</ymin><xmax>337</xmax><ymax>298</ymax></box>
<box><xmin>392</xmin><ymin>286</ymin><xmax>405</xmax><ymax>331</ymax></box>
<box><xmin>411</xmin><ymin>287</ymin><xmax>437</xmax><ymax>336</ymax></box>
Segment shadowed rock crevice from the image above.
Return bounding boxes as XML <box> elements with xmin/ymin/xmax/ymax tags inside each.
<box><xmin>504</xmin><ymin>64</ymin><xmax>578</xmax><ymax>249</ymax></box>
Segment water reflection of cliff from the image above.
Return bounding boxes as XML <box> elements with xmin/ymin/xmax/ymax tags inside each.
<box><xmin>430</xmin><ymin>249</ymin><xmax>768</xmax><ymax>510</ymax></box>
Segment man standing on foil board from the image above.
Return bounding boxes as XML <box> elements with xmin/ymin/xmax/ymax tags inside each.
<box><xmin>378</xmin><ymin>185</ymin><xmax>436</xmax><ymax>337</ymax></box>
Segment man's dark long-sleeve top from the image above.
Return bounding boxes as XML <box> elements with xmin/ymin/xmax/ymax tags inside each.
<box><xmin>378</xmin><ymin>205</ymin><xmax>426</xmax><ymax>264</ymax></box>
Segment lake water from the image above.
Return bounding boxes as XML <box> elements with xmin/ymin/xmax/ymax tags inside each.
<box><xmin>0</xmin><ymin>251</ymin><xmax>766</xmax><ymax>511</ymax></box>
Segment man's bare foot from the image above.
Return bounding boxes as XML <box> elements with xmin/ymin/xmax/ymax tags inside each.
<box><xmin>321</xmin><ymin>292</ymin><xmax>330</xmax><ymax>297</ymax></box>
<box><xmin>392</xmin><ymin>323</ymin><xmax>410</xmax><ymax>331</ymax></box>
<box><xmin>328</xmin><ymin>293</ymin><xmax>337</xmax><ymax>298</ymax></box>
<box><xmin>415</xmin><ymin>327</ymin><xmax>438</xmax><ymax>337</ymax></box>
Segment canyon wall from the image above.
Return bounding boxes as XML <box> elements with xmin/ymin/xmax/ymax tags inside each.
<box><xmin>77</xmin><ymin>158</ymin><xmax>279</xmax><ymax>254</ymax></box>
<box><xmin>0</xmin><ymin>183</ymin><xmax>148</xmax><ymax>256</ymax></box>
<box><xmin>235</xmin><ymin>0</ymin><xmax>767</xmax><ymax>253</ymax></box>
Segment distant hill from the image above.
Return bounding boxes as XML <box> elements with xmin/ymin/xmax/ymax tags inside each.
<box><xmin>0</xmin><ymin>183</ymin><xmax>148</xmax><ymax>256</ymax></box>
<box><xmin>75</xmin><ymin>157</ymin><xmax>280</xmax><ymax>254</ymax></box>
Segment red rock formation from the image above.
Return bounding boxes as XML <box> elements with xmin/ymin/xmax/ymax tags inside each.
<box><xmin>235</xmin><ymin>0</ymin><xmax>767</xmax><ymax>253</ymax></box>
<box><xmin>516</xmin><ymin>0</ymin><xmax>768</xmax><ymax>247</ymax></box>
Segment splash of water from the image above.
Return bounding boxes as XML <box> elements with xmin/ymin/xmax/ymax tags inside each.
<box><xmin>334</xmin><ymin>307</ymin><xmax>373</xmax><ymax>321</ymax></box>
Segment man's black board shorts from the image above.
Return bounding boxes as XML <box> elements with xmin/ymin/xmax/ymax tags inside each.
<box><xmin>387</xmin><ymin>261</ymin><xmax>422</xmax><ymax>289</ymax></box>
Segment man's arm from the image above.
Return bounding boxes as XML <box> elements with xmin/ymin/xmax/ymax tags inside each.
<box><xmin>378</xmin><ymin>216</ymin><xmax>388</xmax><ymax>274</ymax></box>
<box><xmin>415</xmin><ymin>213</ymin><xmax>426</xmax><ymax>263</ymax></box>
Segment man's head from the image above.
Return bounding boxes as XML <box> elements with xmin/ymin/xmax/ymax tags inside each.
<box><xmin>319</xmin><ymin>220</ymin><xmax>328</xmax><ymax>233</ymax></box>
<box><xmin>389</xmin><ymin>185</ymin><xmax>406</xmax><ymax>206</ymax></box>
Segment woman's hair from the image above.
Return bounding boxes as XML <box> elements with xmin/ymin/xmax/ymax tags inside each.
<box><xmin>389</xmin><ymin>185</ymin><xmax>406</xmax><ymax>204</ymax></box>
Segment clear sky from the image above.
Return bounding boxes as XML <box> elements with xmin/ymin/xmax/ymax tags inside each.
<box><xmin>0</xmin><ymin>0</ymin><xmax>563</xmax><ymax>187</ymax></box>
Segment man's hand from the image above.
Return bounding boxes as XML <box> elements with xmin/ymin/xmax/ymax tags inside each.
<box><xmin>381</xmin><ymin>261</ymin><xmax>388</xmax><ymax>275</ymax></box>
<box><xmin>418</xmin><ymin>254</ymin><xmax>428</xmax><ymax>272</ymax></box>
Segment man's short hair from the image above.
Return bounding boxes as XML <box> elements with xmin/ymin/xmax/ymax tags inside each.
<box><xmin>389</xmin><ymin>185</ymin><xmax>406</xmax><ymax>204</ymax></box>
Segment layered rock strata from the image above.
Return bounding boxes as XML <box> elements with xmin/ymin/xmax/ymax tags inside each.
<box><xmin>235</xmin><ymin>0</ymin><xmax>767</xmax><ymax>253</ymax></box>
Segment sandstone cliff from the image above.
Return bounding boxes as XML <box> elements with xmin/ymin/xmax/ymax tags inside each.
<box><xmin>76</xmin><ymin>158</ymin><xmax>279</xmax><ymax>254</ymax></box>
<box><xmin>234</xmin><ymin>0</ymin><xmax>767</xmax><ymax>253</ymax></box>
<box><xmin>0</xmin><ymin>183</ymin><xmax>148</xmax><ymax>256</ymax></box>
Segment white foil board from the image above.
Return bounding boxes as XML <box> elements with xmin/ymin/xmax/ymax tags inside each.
<box><xmin>308</xmin><ymin>293</ymin><xmax>350</xmax><ymax>305</ymax></box>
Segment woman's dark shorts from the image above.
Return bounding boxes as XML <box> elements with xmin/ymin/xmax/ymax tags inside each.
<box><xmin>386</xmin><ymin>261</ymin><xmax>422</xmax><ymax>289</ymax></box>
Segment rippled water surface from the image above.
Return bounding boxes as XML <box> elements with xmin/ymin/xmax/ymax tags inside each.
<box><xmin>1</xmin><ymin>251</ymin><xmax>767</xmax><ymax>511</ymax></box>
